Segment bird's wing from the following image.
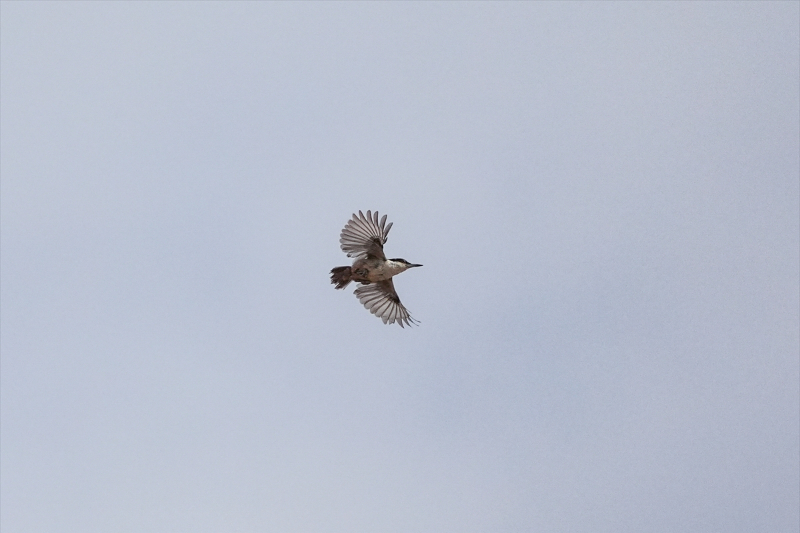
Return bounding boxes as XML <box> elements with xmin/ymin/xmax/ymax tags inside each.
<box><xmin>339</xmin><ymin>210</ymin><xmax>392</xmax><ymax>261</ymax></box>
<box><xmin>354</xmin><ymin>279</ymin><xmax>418</xmax><ymax>328</ymax></box>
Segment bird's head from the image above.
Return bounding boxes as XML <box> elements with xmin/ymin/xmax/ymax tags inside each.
<box><xmin>389</xmin><ymin>258</ymin><xmax>423</xmax><ymax>270</ymax></box>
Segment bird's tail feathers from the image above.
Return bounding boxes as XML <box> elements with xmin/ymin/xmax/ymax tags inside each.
<box><xmin>330</xmin><ymin>266</ymin><xmax>352</xmax><ymax>289</ymax></box>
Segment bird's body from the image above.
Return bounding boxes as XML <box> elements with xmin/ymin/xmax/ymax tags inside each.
<box><xmin>330</xmin><ymin>211</ymin><xmax>421</xmax><ymax>327</ymax></box>
<box><xmin>351</xmin><ymin>257</ymin><xmax>414</xmax><ymax>283</ymax></box>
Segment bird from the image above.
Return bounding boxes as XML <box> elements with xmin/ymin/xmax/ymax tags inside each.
<box><xmin>330</xmin><ymin>210</ymin><xmax>422</xmax><ymax>327</ymax></box>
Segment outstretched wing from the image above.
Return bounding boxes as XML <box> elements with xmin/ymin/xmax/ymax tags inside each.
<box><xmin>354</xmin><ymin>279</ymin><xmax>419</xmax><ymax>328</ymax></box>
<box><xmin>339</xmin><ymin>210</ymin><xmax>392</xmax><ymax>260</ymax></box>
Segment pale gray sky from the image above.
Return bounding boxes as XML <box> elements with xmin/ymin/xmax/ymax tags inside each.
<box><xmin>2</xmin><ymin>2</ymin><xmax>798</xmax><ymax>532</ymax></box>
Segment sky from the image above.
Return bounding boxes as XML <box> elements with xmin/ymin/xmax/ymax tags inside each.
<box><xmin>1</xmin><ymin>2</ymin><xmax>798</xmax><ymax>532</ymax></box>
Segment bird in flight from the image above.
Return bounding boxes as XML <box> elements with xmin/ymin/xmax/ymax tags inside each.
<box><xmin>330</xmin><ymin>210</ymin><xmax>422</xmax><ymax>327</ymax></box>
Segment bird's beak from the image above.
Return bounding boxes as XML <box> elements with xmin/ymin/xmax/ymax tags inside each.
<box><xmin>409</xmin><ymin>264</ymin><xmax>423</xmax><ymax>268</ymax></box>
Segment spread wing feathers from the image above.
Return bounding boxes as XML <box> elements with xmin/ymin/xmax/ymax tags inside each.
<box><xmin>354</xmin><ymin>280</ymin><xmax>419</xmax><ymax>328</ymax></box>
<box><xmin>340</xmin><ymin>210</ymin><xmax>392</xmax><ymax>260</ymax></box>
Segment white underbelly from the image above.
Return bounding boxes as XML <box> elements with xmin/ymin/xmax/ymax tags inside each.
<box><xmin>365</xmin><ymin>261</ymin><xmax>404</xmax><ymax>282</ymax></box>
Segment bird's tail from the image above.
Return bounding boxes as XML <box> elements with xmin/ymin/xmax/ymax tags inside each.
<box><xmin>330</xmin><ymin>266</ymin><xmax>352</xmax><ymax>289</ymax></box>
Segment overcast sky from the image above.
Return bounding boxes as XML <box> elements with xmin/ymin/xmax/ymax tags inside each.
<box><xmin>1</xmin><ymin>2</ymin><xmax>798</xmax><ymax>532</ymax></box>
